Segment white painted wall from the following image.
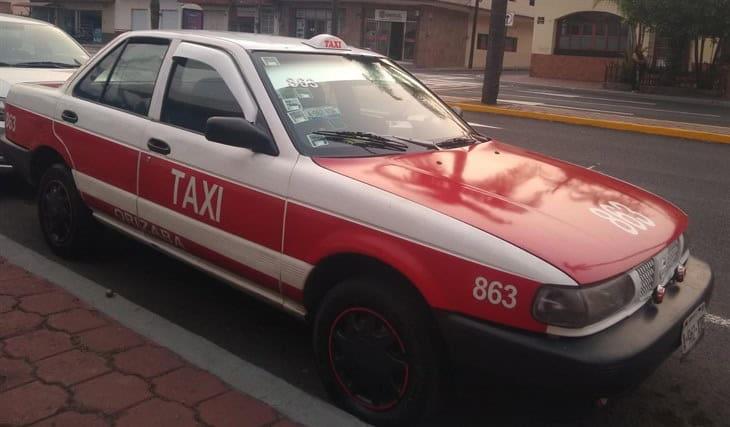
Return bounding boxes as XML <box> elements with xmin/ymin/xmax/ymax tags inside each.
<box><xmin>441</xmin><ymin>0</ymin><xmax>537</xmax><ymax>18</ymax></box>
<box><xmin>203</xmin><ymin>8</ymin><xmax>228</xmax><ymax>31</ymax></box>
<box><xmin>115</xmin><ymin>0</ymin><xmax>151</xmax><ymax>32</ymax></box>
<box><xmin>464</xmin><ymin>13</ymin><xmax>533</xmax><ymax>69</ymax></box>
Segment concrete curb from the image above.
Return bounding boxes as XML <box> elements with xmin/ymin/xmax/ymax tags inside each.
<box><xmin>499</xmin><ymin>81</ymin><xmax>730</xmax><ymax>109</ymax></box>
<box><xmin>0</xmin><ymin>233</ymin><xmax>366</xmax><ymax>427</ymax></box>
<box><xmin>451</xmin><ymin>102</ymin><xmax>730</xmax><ymax>145</ymax></box>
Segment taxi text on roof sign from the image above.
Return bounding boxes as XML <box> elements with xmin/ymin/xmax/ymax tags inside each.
<box><xmin>303</xmin><ymin>34</ymin><xmax>351</xmax><ymax>51</ymax></box>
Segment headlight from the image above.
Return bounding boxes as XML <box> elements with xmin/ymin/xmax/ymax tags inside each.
<box><xmin>532</xmin><ymin>273</ymin><xmax>635</xmax><ymax>328</ymax></box>
<box><xmin>0</xmin><ymin>98</ymin><xmax>5</xmax><ymax>122</ymax></box>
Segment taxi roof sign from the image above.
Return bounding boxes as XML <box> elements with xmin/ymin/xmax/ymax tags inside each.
<box><xmin>303</xmin><ymin>34</ymin><xmax>351</xmax><ymax>51</ymax></box>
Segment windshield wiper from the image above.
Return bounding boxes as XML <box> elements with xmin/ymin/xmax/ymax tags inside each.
<box><xmin>313</xmin><ymin>130</ymin><xmax>438</xmax><ymax>152</ymax></box>
<box><xmin>12</xmin><ymin>61</ymin><xmax>79</xmax><ymax>68</ymax></box>
<box><xmin>435</xmin><ymin>136</ymin><xmax>482</xmax><ymax>149</ymax></box>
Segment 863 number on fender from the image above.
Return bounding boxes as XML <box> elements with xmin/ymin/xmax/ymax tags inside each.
<box><xmin>473</xmin><ymin>277</ymin><xmax>518</xmax><ymax>309</ymax></box>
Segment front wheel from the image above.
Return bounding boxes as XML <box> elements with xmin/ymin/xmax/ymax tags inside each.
<box><xmin>313</xmin><ymin>276</ymin><xmax>443</xmax><ymax>426</ymax></box>
<box><xmin>37</xmin><ymin>164</ymin><xmax>96</xmax><ymax>257</ymax></box>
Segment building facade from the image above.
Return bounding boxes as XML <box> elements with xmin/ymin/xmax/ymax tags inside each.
<box><xmin>530</xmin><ymin>0</ymin><xmax>719</xmax><ymax>82</ymax></box>
<box><xmin>24</xmin><ymin>0</ymin><xmax>536</xmax><ymax>69</ymax></box>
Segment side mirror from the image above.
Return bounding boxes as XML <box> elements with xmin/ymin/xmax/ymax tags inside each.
<box><xmin>452</xmin><ymin>106</ymin><xmax>464</xmax><ymax>118</ymax></box>
<box><xmin>205</xmin><ymin>117</ymin><xmax>279</xmax><ymax>156</ymax></box>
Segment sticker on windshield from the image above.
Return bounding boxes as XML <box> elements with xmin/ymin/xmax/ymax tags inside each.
<box><xmin>307</xmin><ymin>134</ymin><xmax>329</xmax><ymax>148</ymax></box>
<box><xmin>283</xmin><ymin>97</ymin><xmax>303</xmax><ymax>112</ymax></box>
<box><xmin>288</xmin><ymin>110</ymin><xmax>308</xmax><ymax>124</ymax></box>
<box><xmin>388</xmin><ymin>121</ymin><xmax>413</xmax><ymax>130</ymax></box>
<box><xmin>305</xmin><ymin>106</ymin><xmax>341</xmax><ymax>120</ymax></box>
<box><xmin>287</xmin><ymin>78</ymin><xmax>319</xmax><ymax>88</ymax></box>
<box><xmin>295</xmin><ymin>88</ymin><xmax>313</xmax><ymax>100</ymax></box>
<box><xmin>261</xmin><ymin>57</ymin><xmax>280</xmax><ymax>67</ymax></box>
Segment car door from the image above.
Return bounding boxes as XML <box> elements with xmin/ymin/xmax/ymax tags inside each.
<box><xmin>138</xmin><ymin>41</ymin><xmax>295</xmax><ymax>305</ymax></box>
<box><xmin>54</xmin><ymin>36</ymin><xmax>171</xmax><ymax>218</ymax></box>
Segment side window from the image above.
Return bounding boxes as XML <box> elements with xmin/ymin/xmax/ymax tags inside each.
<box><xmin>160</xmin><ymin>58</ymin><xmax>243</xmax><ymax>134</ymax></box>
<box><xmin>101</xmin><ymin>41</ymin><xmax>169</xmax><ymax>115</ymax></box>
<box><xmin>73</xmin><ymin>44</ymin><xmax>123</xmax><ymax>101</ymax></box>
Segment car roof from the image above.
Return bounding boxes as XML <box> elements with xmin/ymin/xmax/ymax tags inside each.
<box><xmin>126</xmin><ymin>30</ymin><xmax>383</xmax><ymax>57</ymax></box>
<box><xmin>0</xmin><ymin>13</ymin><xmax>50</xmax><ymax>25</ymax></box>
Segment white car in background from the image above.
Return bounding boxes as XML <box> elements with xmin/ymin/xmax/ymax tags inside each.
<box><xmin>0</xmin><ymin>13</ymin><xmax>89</xmax><ymax>173</ymax></box>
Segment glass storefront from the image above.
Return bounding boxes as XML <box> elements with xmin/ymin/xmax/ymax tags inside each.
<box><xmin>363</xmin><ymin>8</ymin><xmax>418</xmax><ymax>62</ymax></box>
<box><xmin>31</xmin><ymin>7</ymin><xmax>102</xmax><ymax>43</ymax></box>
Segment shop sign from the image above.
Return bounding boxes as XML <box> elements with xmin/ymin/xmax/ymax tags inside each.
<box><xmin>506</xmin><ymin>12</ymin><xmax>515</xmax><ymax>27</ymax></box>
<box><xmin>374</xmin><ymin>9</ymin><xmax>407</xmax><ymax>23</ymax></box>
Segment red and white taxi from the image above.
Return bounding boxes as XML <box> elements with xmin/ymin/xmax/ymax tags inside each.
<box><xmin>0</xmin><ymin>31</ymin><xmax>713</xmax><ymax>425</ymax></box>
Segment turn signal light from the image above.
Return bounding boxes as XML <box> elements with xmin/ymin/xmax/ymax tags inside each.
<box><xmin>653</xmin><ymin>285</ymin><xmax>666</xmax><ymax>304</ymax></box>
<box><xmin>675</xmin><ymin>265</ymin><xmax>687</xmax><ymax>283</ymax></box>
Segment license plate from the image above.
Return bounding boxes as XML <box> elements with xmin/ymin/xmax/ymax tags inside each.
<box><xmin>681</xmin><ymin>303</ymin><xmax>706</xmax><ymax>355</ymax></box>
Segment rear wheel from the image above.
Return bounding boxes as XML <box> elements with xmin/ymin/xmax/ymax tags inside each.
<box><xmin>37</xmin><ymin>164</ymin><xmax>95</xmax><ymax>257</ymax></box>
<box><xmin>313</xmin><ymin>276</ymin><xmax>443</xmax><ymax>426</ymax></box>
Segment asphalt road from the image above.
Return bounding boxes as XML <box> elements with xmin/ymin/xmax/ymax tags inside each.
<box><xmin>414</xmin><ymin>70</ymin><xmax>730</xmax><ymax>129</ymax></box>
<box><xmin>1</xmin><ymin>115</ymin><xmax>728</xmax><ymax>426</ymax></box>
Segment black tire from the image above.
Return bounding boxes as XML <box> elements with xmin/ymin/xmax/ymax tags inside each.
<box><xmin>313</xmin><ymin>276</ymin><xmax>443</xmax><ymax>426</ymax></box>
<box><xmin>37</xmin><ymin>163</ymin><xmax>96</xmax><ymax>257</ymax></box>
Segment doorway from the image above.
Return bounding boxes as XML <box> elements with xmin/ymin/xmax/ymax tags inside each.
<box><xmin>389</xmin><ymin>22</ymin><xmax>404</xmax><ymax>60</ymax></box>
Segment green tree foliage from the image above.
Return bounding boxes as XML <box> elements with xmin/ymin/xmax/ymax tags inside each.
<box><xmin>598</xmin><ymin>0</ymin><xmax>730</xmax><ymax>87</ymax></box>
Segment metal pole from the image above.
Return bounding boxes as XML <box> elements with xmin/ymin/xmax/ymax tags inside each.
<box><xmin>468</xmin><ymin>0</ymin><xmax>480</xmax><ymax>69</ymax></box>
<box><xmin>331</xmin><ymin>0</ymin><xmax>339</xmax><ymax>35</ymax></box>
<box><xmin>482</xmin><ymin>0</ymin><xmax>508</xmax><ymax>105</ymax></box>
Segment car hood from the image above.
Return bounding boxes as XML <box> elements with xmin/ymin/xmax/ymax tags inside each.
<box><xmin>0</xmin><ymin>68</ymin><xmax>74</xmax><ymax>97</ymax></box>
<box><xmin>315</xmin><ymin>141</ymin><xmax>687</xmax><ymax>284</ymax></box>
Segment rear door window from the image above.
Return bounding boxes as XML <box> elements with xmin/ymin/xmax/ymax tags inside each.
<box><xmin>74</xmin><ymin>38</ymin><xmax>169</xmax><ymax>116</ymax></box>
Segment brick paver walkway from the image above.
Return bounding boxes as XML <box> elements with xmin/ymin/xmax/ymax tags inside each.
<box><xmin>0</xmin><ymin>257</ymin><xmax>302</xmax><ymax>427</ymax></box>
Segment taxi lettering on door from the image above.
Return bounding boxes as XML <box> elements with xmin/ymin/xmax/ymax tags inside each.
<box><xmin>171</xmin><ymin>168</ymin><xmax>224</xmax><ymax>223</ymax></box>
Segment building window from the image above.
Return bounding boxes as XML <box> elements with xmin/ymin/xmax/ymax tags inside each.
<box><xmin>259</xmin><ymin>7</ymin><xmax>275</xmax><ymax>34</ymax></box>
<box><xmin>530</xmin><ymin>0</ymin><xmax>536</xmax><ymax>6</ymax></box>
<box><xmin>555</xmin><ymin>12</ymin><xmax>629</xmax><ymax>57</ymax></box>
<box><xmin>295</xmin><ymin>9</ymin><xmax>342</xmax><ymax>39</ymax></box>
<box><xmin>477</xmin><ymin>34</ymin><xmax>518</xmax><ymax>52</ymax></box>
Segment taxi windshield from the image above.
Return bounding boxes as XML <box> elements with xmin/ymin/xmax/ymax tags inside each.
<box><xmin>253</xmin><ymin>52</ymin><xmax>478</xmax><ymax>157</ymax></box>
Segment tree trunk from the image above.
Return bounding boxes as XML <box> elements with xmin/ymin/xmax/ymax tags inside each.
<box><xmin>482</xmin><ymin>0</ymin><xmax>508</xmax><ymax>105</ymax></box>
<box><xmin>694</xmin><ymin>37</ymin><xmax>701</xmax><ymax>87</ymax></box>
<box><xmin>150</xmin><ymin>0</ymin><xmax>160</xmax><ymax>30</ymax></box>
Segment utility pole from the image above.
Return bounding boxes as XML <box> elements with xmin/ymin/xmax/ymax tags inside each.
<box><xmin>468</xmin><ymin>0</ymin><xmax>480</xmax><ymax>69</ymax></box>
<box><xmin>482</xmin><ymin>0</ymin><xmax>508</xmax><ymax>105</ymax></box>
<box><xmin>331</xmin><ymin>0</ymin><xmax>339</xmax><ymax>36</ymax></box>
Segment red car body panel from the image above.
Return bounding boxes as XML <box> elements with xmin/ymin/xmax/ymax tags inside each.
<box><xmin>316</xmin><ymin>141</ymin><xmax>688</xmax><ymax>285</ymax></box>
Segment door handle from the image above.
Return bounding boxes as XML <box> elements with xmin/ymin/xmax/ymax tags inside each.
<box><xmin>147</xmin><ymin>138</ymin><xmax>171</xmax><ymax>155</ymax></box>
<box><xmin>61</xmin><ymin>110</ymin><xmax>78</xmax><ymax>124</ymax></box>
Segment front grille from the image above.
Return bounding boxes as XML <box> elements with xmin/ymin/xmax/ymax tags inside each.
<box><xmin>636</xmin><ymin>258</ymin><xmax>656</xmax><ymax>299</ymax></box>
<box><xmin>667</xmin><ymin>239</ymin><xmax>681</xmax><ymax>267</ymax></box>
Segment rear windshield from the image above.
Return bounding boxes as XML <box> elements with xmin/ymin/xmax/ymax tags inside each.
<box><xmin>253</xmin><ymin>52</ymin><xmax>475</xmax><ymax>157</ymax></box>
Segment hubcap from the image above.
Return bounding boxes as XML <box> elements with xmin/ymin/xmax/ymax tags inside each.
<box><xmin>328</xmin><ymin>307</ymin><xmax>409</xmax><ymax>411</ymax></box>
<box><xmin>40</xmin><ymin>180</ymin><xmax>73</xmax><ymax>246</ymax></box>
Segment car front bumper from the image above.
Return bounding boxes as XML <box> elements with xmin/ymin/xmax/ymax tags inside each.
<box><xmin>435</xmin><ymin>256</ymin><xmax>714</xmax><ymax>395</ymax></box>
